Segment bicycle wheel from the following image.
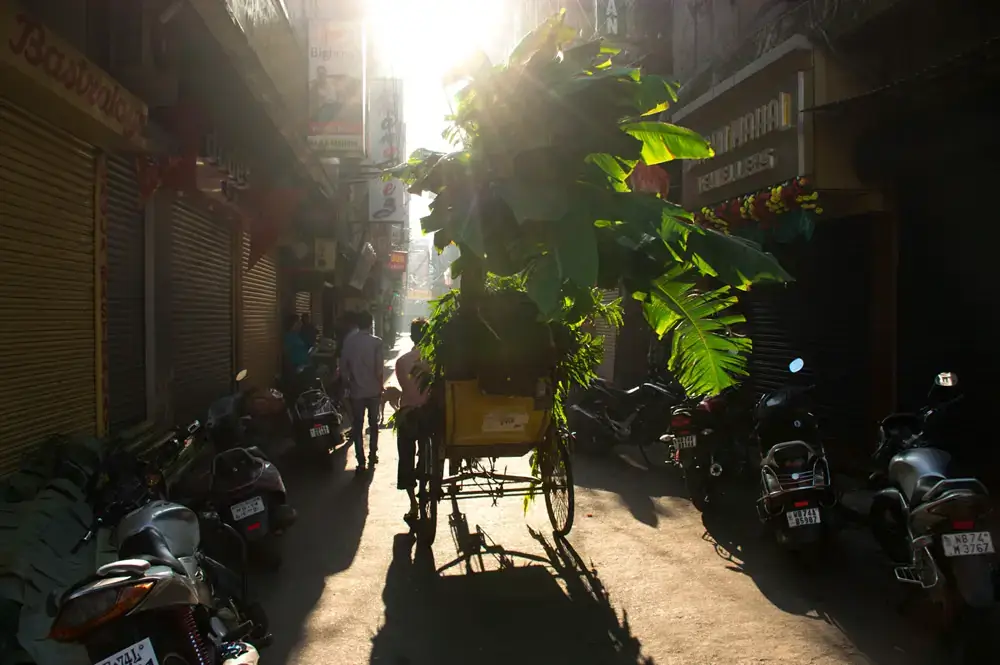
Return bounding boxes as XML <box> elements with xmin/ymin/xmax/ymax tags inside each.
<box><xmin>543</xmin><ymin>433</ymin><xmax>575</xmax><ymax>536</ymax></box>
<box><xmin>417</xmin><ymin>435</ymin><xmax>440</xmax><ymax>547</ymax></box>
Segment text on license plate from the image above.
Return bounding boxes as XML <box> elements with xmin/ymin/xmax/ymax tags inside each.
<box><xmin>94</xmin><ymin>637</ymin><xmax>159</xmax><ymax>665</ymax></box>
<box><xmin>786</xmin><ymin>507</ymin><xmax>821</xmax><ymax>528</ymax></box>
<box><xmin>231</xmin><ymin>495</ymin><xmax>265</xmax><ymax>521</ymax></box>
<box><xmin>309</xmin><ymin>424</ymin><xmax>330</xmax><ymax>438</ymax></box>
<box><xmin>674</xmin><ymin>435</ymin><xmax>697</xmax><ymax>449</ymax></box>
<box><xmin>942</xmin><ymin>531</ymin><xmax>995</xmax><ymax>557</ymax></box>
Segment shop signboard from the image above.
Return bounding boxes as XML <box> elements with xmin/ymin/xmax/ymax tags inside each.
<box><xmin>367</xmin><ymin>77</ymin><xmax>404</xmax><ymax>167</ymax></box>
<box><xmin>388</xmin><ymin>251</ymin><xmax>407</xmax><ymax>272</ymax></box>
<box><xmin>1</xmin><ymin>5</ymin><xmax>148</xmax><ymax>144</ymax></box>
<box><xmin>307</xmin><ymin>21</ymin><xmax>365</xmax><ymax>156</ymax></box>
<box><xmin>680</xmin><ymin>66</ymin><xmax>810</xmax><ymax>211</ymax></box>
<box><xmin>369</xmin><ymin>178</ymin><xmax>408</xmax><ymax>223</ymax></box>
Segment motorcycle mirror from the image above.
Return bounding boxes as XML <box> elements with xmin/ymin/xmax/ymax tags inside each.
<box><xmin>236</xmin><ymin>369</ymin><xmax>248</xmax><ymax>382</ymax></box>
<box><xmin>934</xmin><ymin>372</ymin><xmax>958</xmax><ymax>387</ymax></box>
<box><xmin>187</xmin><ymin>420</ymin><xmax>200</xmax><ymax>434</ymax></box>
<box><xmin>788</xmin><ymin>358</ymin><xmax>805</xmax><ymax>374</ymax></box>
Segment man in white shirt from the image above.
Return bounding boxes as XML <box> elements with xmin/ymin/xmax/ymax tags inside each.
<box><xmin>340</xmin><ymin>310</ymin><xmax>383</xmax><ymax>474</ymax></box>
<box><xmin>395</xmin><ymin>318</ymin><xmax>431</xmax><ymax>521</ymax></box>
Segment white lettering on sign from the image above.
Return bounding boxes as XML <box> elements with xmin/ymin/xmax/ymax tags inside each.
<box><xmin>482</xmin><ymin>411</ymin><xmax>529</xmax><ymax>433</ymax></box>
<box><xmin>697</xmin><ymin>148</ymin><xmax>776</xmax><ymax>193</ymax></box>
<box><xmin>704</xmin><ymin>92</ymin><xmax>793</xmax><ymax>158</ymax></box>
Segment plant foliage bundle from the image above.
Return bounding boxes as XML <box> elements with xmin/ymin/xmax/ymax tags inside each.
<box><xmin>389</xmin><ymin>12</ymin><xmax>793</xmax><ymax>399</ymax></box>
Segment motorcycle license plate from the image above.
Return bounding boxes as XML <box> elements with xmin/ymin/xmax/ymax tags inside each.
<box><xmin>94</xmin><ymin>638</ymin><xmax>158</xmax><ymax>665</ymax></box>
<box><xmin>231</xmin><ymin>495</ymin><xmax>265</xmax><ymax>521</ymax></box>
<box><xmin>309</xmin><ymin>424</ymin><xmax>330</xmax><ymax>438</ymax></box>
<box><xmin>786</xmin><ymin>507</ymin><xmax>821</xmax><ymax>528</ymax></box>
<box><xmin>674</xmin><ymin>435</ymin><xmax>697</xmax><ymax>449</ymax></box>
<box><xmin>942</xmin><ymin>531</ymin><xmax>995</xmax><ymax>557</ymax></box>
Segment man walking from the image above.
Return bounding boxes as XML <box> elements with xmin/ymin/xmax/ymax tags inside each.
<box><xmin>395</xmin><ymin>318</ymin><xmax>430</xmax><ymax>522</ymax></box>
<box><xmin>340</xmin><ymin>310</ymin><xmax>383</xmax><ymax>474</ymax></box>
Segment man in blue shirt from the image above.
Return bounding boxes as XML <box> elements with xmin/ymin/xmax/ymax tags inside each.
<box><xmin>283</xmin><ymin>314</ymin><xmax>311</xmax><ymax>371</ymax></box>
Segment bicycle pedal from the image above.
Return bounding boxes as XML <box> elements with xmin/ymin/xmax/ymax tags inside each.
<box><xmin>894</xmin><ymin>566</ymin><xmax>922</xmax><ymax>584</ymax></box>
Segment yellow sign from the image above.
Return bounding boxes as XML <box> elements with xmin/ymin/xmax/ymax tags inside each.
<box><xmin>1</xmin><ymin>6</ymin><xmax>148</xmax><ymax>142</ymax></box>
<box><xmin>408</xmin><ymin>289</ymin><xmax>432</xmax><ymax>300</ymax></box>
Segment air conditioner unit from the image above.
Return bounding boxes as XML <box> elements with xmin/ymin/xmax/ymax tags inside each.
<box><xmin>315</xmin><ymin>238</ymin><xmax>338</xmax><ymax>271</ymax></box>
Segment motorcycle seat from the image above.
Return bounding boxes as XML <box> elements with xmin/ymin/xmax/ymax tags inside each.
<box><xmin>888</xmin><ymin>448</ymin><xmax>952</xmax><ymax>506</ymax></box>
<box><xmin>118</xmin><ymin>525</ymin><xmax>189</xmax><ymax>578</ymax></box>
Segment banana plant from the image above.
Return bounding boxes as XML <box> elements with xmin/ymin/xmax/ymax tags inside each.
<box><xmin>388</xmin><ymin>12</ymin><xmax>792</xmax><ymax>397</ymax></box>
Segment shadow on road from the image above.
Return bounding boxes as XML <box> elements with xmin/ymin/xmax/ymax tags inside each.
<box><xmin>699</xmin><ymin>485</ymin><xmax>949</xmax><ymax>665</ymax></box>
<box><xmin>370</xmin><ymin>527</ymin><xmax>654</xmax><ymax>665</ymax></box>
<box><xmin>572</xmin><ymin>450</ymin><xmax>689</xmax><ymax>527</ymax></box>
<box><xmin>253</xmin><ymin>445</ymin><xmax>371</xmax><ymax>663</ymax></box>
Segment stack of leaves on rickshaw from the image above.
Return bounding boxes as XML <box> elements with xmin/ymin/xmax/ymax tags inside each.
<box><xmin>389</xmin><ymin>12</ymin><xmax>793</xmax><ymax>429</ymax></box>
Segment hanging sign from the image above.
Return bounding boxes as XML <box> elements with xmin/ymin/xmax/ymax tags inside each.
<box><xmin>367</xmin><ymin>77</ymin><xmax>404</xmax><ymax>166</ymax></box>
<box><xmin>307</xmin><ymin>21</ymin><xmax>366</xmax><ymax>156</ymax></box>
<box><xmin>388</xmin><ymin>251</ymin><xmax>407</xmax><ymax>272</ymax></box>
<box><xmin>369</xmin><ymin>178</ymin><xmax>407</xmax><ymax>223</ymax></box>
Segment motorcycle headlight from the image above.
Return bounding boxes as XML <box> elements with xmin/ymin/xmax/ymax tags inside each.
<box><xmin>49</xmin><ymin>580</ymin><xmax>154</xmax><ymax>642</ymax></box>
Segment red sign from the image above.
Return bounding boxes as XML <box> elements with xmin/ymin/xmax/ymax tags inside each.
<box><xmin>3</xmin><ymin>9</ymin><xmax>148</xmax><ymax>140</ymax></box>
<box><xmin>388</xmin><ymin>251</ymin><xmax>407</xmax><ymax>272</ymax></box>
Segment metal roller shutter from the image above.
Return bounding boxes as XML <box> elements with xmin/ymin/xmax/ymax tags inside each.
<box><xmin>0</xmin><ymin>102</ymin><xmax>96</xmax><ymax>474</ymax></box>
<box><xmin>294</xmin><ymin>291</ymin><xmax>311</xmax><ymax>316</ymax></box>
<box><xmin>240</xmin><ymin>233</ymin><xmax>279</xmax><ymax>389</ymax></box>
<box><xmin>171</xmin><ymin>200</ymin><xmax>234</xmax><ymax>423</ymax></box>
<box><xmin>594</xmin><ymin>288</ymin><xmax>619</xmax><ymax>382</ymax></box>
<box><xmin>106</xmin><ymin>156</ymin><xmax>146</xmax><ymax>432</ymax></box>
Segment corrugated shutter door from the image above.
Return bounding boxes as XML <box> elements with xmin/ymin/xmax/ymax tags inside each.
<box><xmin>106</xmin><ymin>156</ymin><xmax>146</xmax><ymax>431</ymax></box>
<box><xmin>241</xmin><ymin>233</ymin><xmax>278</xmax><ymax>389</ymax></box>
<box><xmin>594</xmin><ymin>288</ymin><xmax>619</xmax><ymax>382</ymax></box>
<box><xmin>0</xmin><ymin>102</ymin><xmax>96</xmax><ymax>474</ymax></box>
<box><xmin>294</xmin><ymin>291</ymin><xmax>311</xmax><ymax>316</ymax></box>
<box><xmin>171</xmin><ymin>200</ymin><xmax>234</xmax><ymax>423</ymax></box>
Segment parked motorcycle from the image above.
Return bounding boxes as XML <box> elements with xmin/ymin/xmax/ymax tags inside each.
<box><xmin>869</xmin><ymin>371</ymin><xmax>995</xmax><ymax>643</ymax></box>
<box><xmin>275</xmin><ymin>350</ymin><xmax>344</xmax><ymax>464</ymax></box>
<box><xmin>48</xmin><ymin>433</ymin><xmax>269</xmax><ymax>665</ymax></box>
<box><xmin>188</xmin><ymin>371</ymin><xmax>298</xmax><ymax>570</ymax></box>
<box><xmin>567</xmin><ymin>375</ymin><xmax>681</xmax><ymax>457</ymax></box>
<box><xmin>753</xmin><ymin>358</ymin><xmax>837</xmax><ymax>548</ymax></box>
<box><xmin>660</xmin><ymin>386</ymin><xmax>751</xmax><ymax>510</ymax></box>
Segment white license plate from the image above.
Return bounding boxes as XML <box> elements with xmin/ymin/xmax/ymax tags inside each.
<box><xmin>786</xmin><ymin>507</ymin><xmax>821</xmax><ymax>528</ymax></box>
<box><xmin>94</xmin><ymin>638</ymin><xmax>158</xmax><ymax>665</ymax></box>
<box><xmin>674</xmin><ymin>435</ymin><xmax>697</xmax><ymax>449</ymax></box>
<box><xmin>942</xmin><ymin>531</ymin><xmax>995</xmax><ymax>557</ymax></box>
<box><xmin>309</xmin><ymin>424</ymin><xmax>330</xmax><ymax>438</ymax></box>
<box><xmin>230</xmin><ymin>495</ymin><xmax>265</xmax><ymax>521</ymax></box>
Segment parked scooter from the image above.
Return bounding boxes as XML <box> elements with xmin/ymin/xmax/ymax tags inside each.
<box><xmin>48</xmin><ymin>433</ymin><xmax>268</xmax><ymax>665</ymax></box>
<box><xmin>192</xmin><ymin>370</ymin><xmax>298</xmax><ymax>570</ymax></box>
<box><xmin>869</xmin><ymin>371</ymin><xmax>995</xmax><ymax>646</ymax></box>
<box><xmin>567</xmin><ymin>375</ymin><xmax>681</xmax><ymax>457</ymax></box>
<box><xmin>753</xmin><ymin>358</ymin><xmax>837</xmax><ymax>548</ymax></box>
<box><xmin>661</xmin><ymin>386</ymin><xmax>751</xmax><ymax>510</ymax></box>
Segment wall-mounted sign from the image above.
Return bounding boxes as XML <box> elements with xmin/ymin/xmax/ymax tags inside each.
<box><xmin>367</xmin><ymin>77</ymin><xmax>404</xmax><ymax>166</ymax></box>
<box><xmin>681</xmin><ymin>68</ymin><xmax>808</xmax><ymax>211</ymax></box>
<box><xmin>314</xmin><ymin>238</ymin><xmax>338</xmax><ymax>271</ymax></box>
<box><xmin>388</xmin><ymin>251</ymin><xmax>407</xmax><ymax>272</ymax></box>
<box><xmin>307</xmin><ymin>21</ymin><xmax>366</xmax><ymax>156</ymax></box>
<box><xmin>1</xmin><ymin>7</ymin><xmax>148</xmax><ymax>143</ymax></box>
<box><xmin>369</xmin><ymin>178</ymin><xmax>407</xmax><ymax>223</ymax></box>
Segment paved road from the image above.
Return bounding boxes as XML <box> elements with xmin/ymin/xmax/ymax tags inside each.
<box><xmin>254</xmin><ymin>336</ymin><xmax>952</xmax><ymax>665</ymax></box>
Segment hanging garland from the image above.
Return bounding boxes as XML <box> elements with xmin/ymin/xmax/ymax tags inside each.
<box><xmin>694</xmin><ymin>177</ymin><xmax>823</xmax><ymax>243</ymax></box>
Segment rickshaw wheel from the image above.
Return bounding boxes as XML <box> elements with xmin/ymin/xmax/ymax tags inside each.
<box><xmin>543</xmin><ymin>434</ymin><xmax>575</xmax><ymax>536</ymax></box>
<box><xmin>417</xmin><ymin>436</ymin><xmax>441</xmax><ymax>548</ymax></box>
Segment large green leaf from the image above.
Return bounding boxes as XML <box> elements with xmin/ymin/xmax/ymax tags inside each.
<box><xmin>683</xmin><ymin>227</ymin><xmax>793</xmax><ymax>289</ymax></box>
<box><xmin>494</xmin><ymin>180</ymin><xmax>571</xmax><ymax>223</ymax></box>
<box><xmin>620</xmin><ymin>122</ymin><xmax>714</xmax><ymax>165</ymax></box>
<box><xmin>643</xmin><ymin>270</ymin><xmax>751</xmax><ymax>396</ymax></box>
<box><xmin>526</xmin><ymin>254</ymin><xmax>563</xmax><ymax>318</ymax></box>
<box><xmin>553</xmin><ymin>215</ymin><xmax>598</xmax><ymax>287</ymax></box>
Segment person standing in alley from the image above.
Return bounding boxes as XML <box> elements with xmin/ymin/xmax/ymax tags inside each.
<box><xmin>340</xmin><ymin>310</ymin><xmax>383</xmax><ymax>474</ymax></box>
<box><xmin>300</xmin><ymin>312</ymin><xmax>319</xmax><ymax>349</ymax></box>
<box><xmin>395</xmin><ymin>318</ymin><xmax>430</xmax><ymax>522</ymax></box>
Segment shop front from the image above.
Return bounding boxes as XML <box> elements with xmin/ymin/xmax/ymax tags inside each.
<box><xmin>0</xmin><ymin>3</ymin><xmax>148</xmax><ymax>472</ymax></box>
<box><xmin>674</xmin><ymin>40</ymin><xmax>877</xmax><ymax>467</ymax></box>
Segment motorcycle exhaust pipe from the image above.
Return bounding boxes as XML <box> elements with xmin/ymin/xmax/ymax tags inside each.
<box><xmin>709</xmin><ymin>463</ymin><xmax>723</xmax><ymax>477</ymax></box>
